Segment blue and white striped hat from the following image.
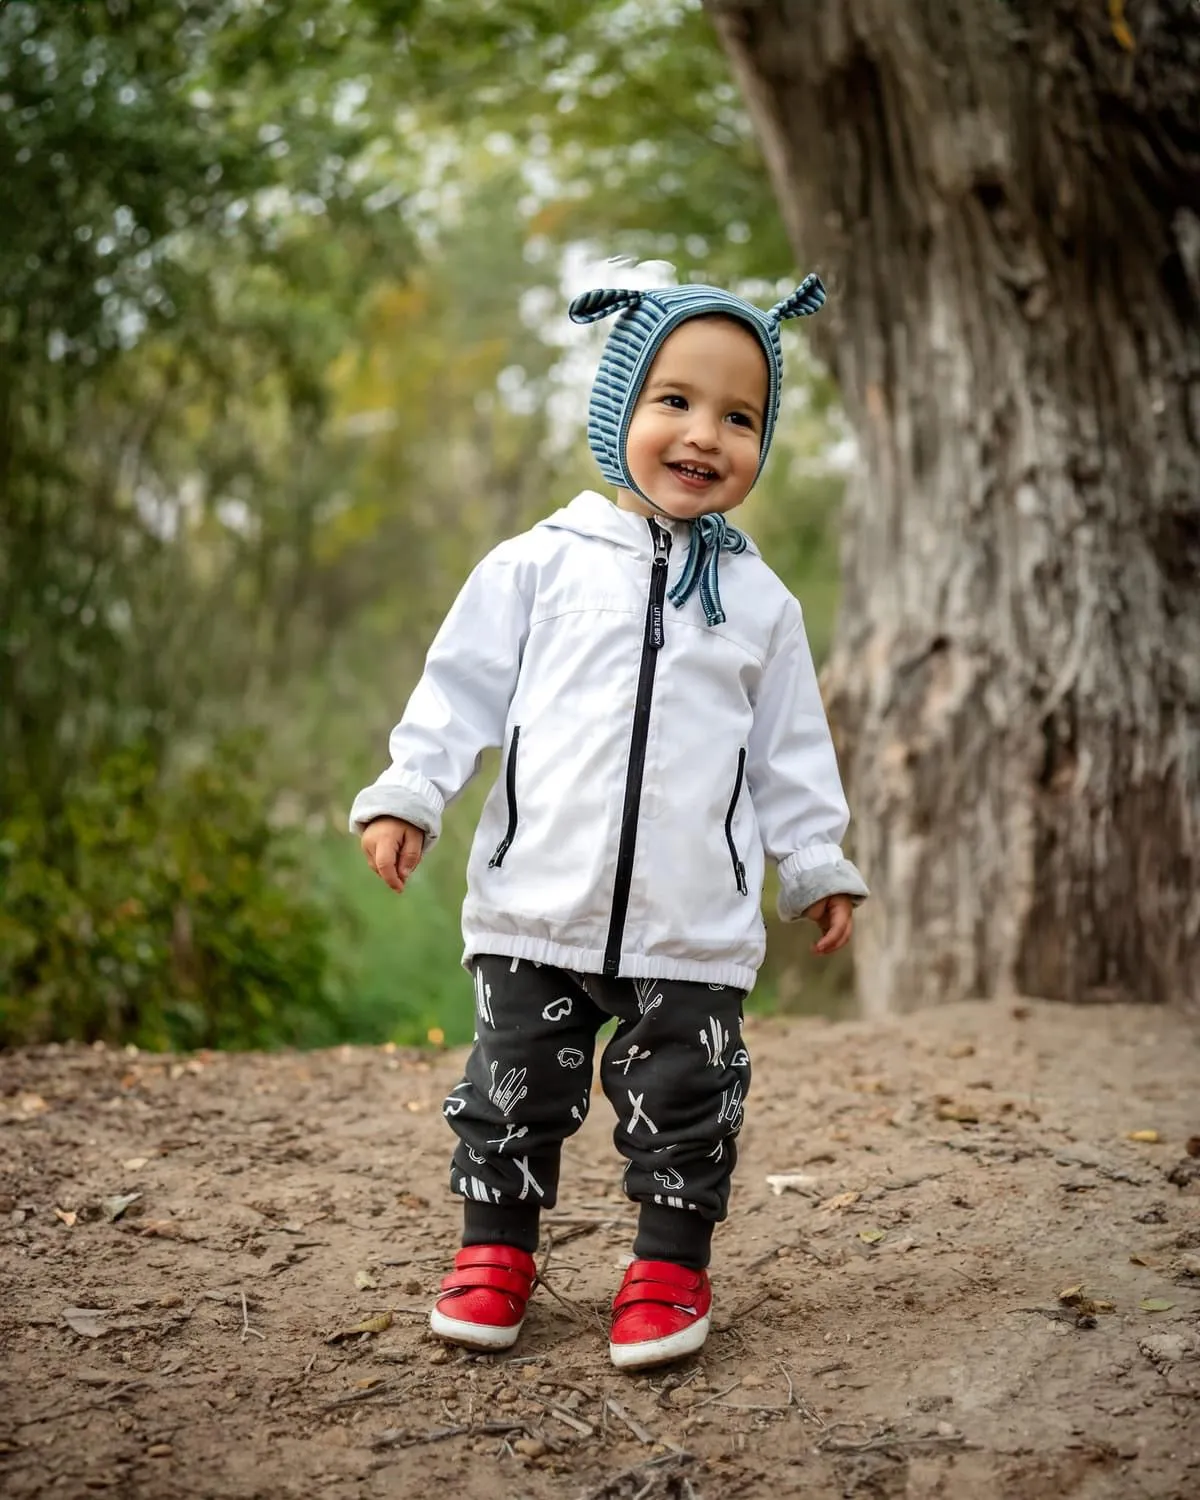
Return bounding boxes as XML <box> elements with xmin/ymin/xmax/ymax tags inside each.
<box><xmin>568</xmin><ymin>274</ymin><xmax>826</xmax><ymax>498</ymax></box>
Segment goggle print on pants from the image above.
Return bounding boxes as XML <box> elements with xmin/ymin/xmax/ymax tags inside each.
<box><xmin>442</xmin><ymin>958</ymin><xmax>751</xmax><ymax>1221</ymax></box>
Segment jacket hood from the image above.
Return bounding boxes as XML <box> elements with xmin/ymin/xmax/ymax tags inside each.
<box><xmin>536</xmin><ymin>490</ymin><xmax>760</xmax><ymax>559</ymax></box>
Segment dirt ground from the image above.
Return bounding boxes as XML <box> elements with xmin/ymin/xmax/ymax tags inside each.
<box><xmin>2</xmin><ymin>999</ymin><xmax>1199</xmax><ymax>1500</ymax></box>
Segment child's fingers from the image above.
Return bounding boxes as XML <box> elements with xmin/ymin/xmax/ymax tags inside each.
<box><xmin>369</xmin><ymin>830</ymin><xmax>408</xmax><ymax>893</ymax></box>
<box><xmin>813</xmin><ymin>900</ymin><xmax>853</xmax><ymax>954</ymax></box>
<box><xmin>397</xmin><ymin>825</ymin><xmax>425</xmax><ymax>881</ymax></box>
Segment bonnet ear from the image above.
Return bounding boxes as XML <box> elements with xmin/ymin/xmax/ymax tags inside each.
<box><xmin>568</xmin><ymin>287</ymin><xmax>644</xmax><ymax>325</ymax></box>
<box><xmin>768</xmin><ymin>272</ymin><xmax>826</xmax><ymax>323</ymax></box>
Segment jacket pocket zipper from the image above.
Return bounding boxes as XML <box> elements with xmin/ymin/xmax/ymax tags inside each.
<box><xmin>724</xmin><ymin>748</ymin><xmax>749</xmax><ymax>895</ymax></box>
<box><xmin>489</xmin><ymin>726</ymin><xmax>521</xmax><ymax>868</ymax></box>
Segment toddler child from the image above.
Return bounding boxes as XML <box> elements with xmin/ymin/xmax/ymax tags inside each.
<box><xmin>350</xmin><ymin>272</ymin><xmax>868</xmax><ymax>1371</ymax></box>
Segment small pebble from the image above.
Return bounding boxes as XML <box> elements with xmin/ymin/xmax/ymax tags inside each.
<box><xmin>147</xmin><ymin>1444</ymin><xmax>173</xmax><ymax>1458</ymax></box>
<box><xmin>428</xmin><ymin>1346</ymin><xmax>451</xmax><ymax>1366</ymax></box>
<box><xmin>157</xmin><ymin>1293</ymin><xmax>183</xmax><ymax>1309</ymax></box>
<box><xmin>513</xmin><ymin>1437</ymin><xmax>546</xmax><ymax>1459</ymax></box>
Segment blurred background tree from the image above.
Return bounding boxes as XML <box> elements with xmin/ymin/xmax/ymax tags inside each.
<box><xmin>707</xmin><ymin>0</ymin><xmax>1199</xmax><ymax>1015</ymax></box>
<box><xmin>1</xmin><ymin>0</ymin><xmax>859</xmax><ymax>1050</ymax></box>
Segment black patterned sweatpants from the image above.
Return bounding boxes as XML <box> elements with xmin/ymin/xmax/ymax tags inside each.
<box><xmin>442</xmin><ymin>956</ymin><xmax>752</xmax><ymax>1269</ymax></box>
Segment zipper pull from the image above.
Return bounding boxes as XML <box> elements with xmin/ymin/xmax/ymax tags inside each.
<box><xmin>650</xmin><ymin>521</ymin><xmax>670</xmax><ymax>650</ymax></box>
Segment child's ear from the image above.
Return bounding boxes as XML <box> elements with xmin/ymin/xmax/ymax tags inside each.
<box><xmin>568</xmin><ymin>287</ymin><xmax>644</xmax><ymax>324</ymax></box>
<box><xmin>768</xmin><ymin>273</ymin><xmax>826</xmax><ymax>323</ymax></box>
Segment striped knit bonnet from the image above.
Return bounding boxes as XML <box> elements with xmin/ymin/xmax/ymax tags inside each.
<box><xmin>568</xmin><ymin>273</ymin><xmax>826</xmax><ymax>498</ymax></box>
<box><xmin>567</xmin><ymin>274</ymin><xmax>826</xmax><ymax>625</ymax></box>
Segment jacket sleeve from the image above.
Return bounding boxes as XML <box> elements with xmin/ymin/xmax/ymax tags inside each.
<box><xmin>348</xmin><ymin>547</ymin><xmax>532</xmax><ymax>844</ymax></box>
<box><xmin>747</xmin><ymin>606</ymin><xmax>869</xmax><ymax>921</ymax></box>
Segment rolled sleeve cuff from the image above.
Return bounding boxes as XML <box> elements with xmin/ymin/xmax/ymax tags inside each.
<box><xmin>777</xmin><ymin>847</ymin><xmax>870</xmax><ymax>922</ymax></box>
<box><xmin>348</xmin><ymin>773</ymin><xmax>445</xmax><ymax>842</ymax></box>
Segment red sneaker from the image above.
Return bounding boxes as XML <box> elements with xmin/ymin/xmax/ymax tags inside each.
<box><xmin>429</xmin><ymin>1245</ymin><xmax>537</xmax><ymax>1351</ymax></box>
<box><xmin>609</xmin><ymin>1259</ymin><xmax>712</xmax><ymax>1371</ymax></box>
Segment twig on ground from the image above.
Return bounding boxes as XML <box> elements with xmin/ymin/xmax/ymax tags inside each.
<box><xmin>605</xmin><ymin>1397</ymin><xmax>656</xmax><ymax>1445</ymax></box>
<box><xmin>534</xmin><ymin>1272</ymin><xmax>586</xmax><ymax>1324</ymax></box>
<box><xmin>816</xmin><ymin>1422</ymin><xmax>972</xmax><ymax>1455</ymax></box>
<box><xmin>576</xmin><ymin>1450</ymin><xmax>694</xmax><ymax>1500</ymax></box>
<box><xmin>712</xmin><ymin>1288</ymin><xmax>776</xmax><ymax>1331</ymax></box>
<box><xmin>240</xmin><ymin>1289</ymin><xmax>264</xmax><ymax>1343</ymax></box>
<box><xmin>690</xmin><ymin>1378</ymin><xmax>743</xmax><ymax>1409</ymax></box>
<box><xmin>320</xmin><ymin>1379</ymin><xmax>410</xmax><ymax>1413</ymax></box>
<box><xmin>883</xmin><ymin>1171</ymin><xmax>950</xmax><ymax>1191</ymax></box>
<box><xmin>370</xmin><ymin>1418</ymin><xmax>530</xmax><ymax>1453</ymax></box>
<box><xmin>15</xmin><ymin>1381</ymin><xmax>145</xmax><ymax>1430</ymax></box>
<box><xmin>529</xmin><ymin>1396</ymin><xmax>595</xmax><ymax>1437</ymax></box>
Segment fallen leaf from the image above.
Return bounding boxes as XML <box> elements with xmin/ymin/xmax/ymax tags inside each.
<box><xmin>936</xmin><ymin>1102</ymin><xmax>980</xmax><ymax>1123</ymax></box>
<box><xmin>858</xmin><ymin>1229</ymin><xmax>886</xmax><ymax>1245</ymax></box>
<box><xmin>62</xmin><ymin>1307</ymin><xmax>110</xmax><ymax>1338</ymax></box>
<box><xmin>54</xmin><ymin>1208</ymin><xmax>78</xmax><ymax>1227</ymax></box>
<box><xmin>1058</xmin><ymin>1284</ymin><xmax>1085</xmax><ymax>1304</ymax></box>
<box><xmin>122</xmin><ymin>1157</ymin><xmax>149</xmax><ymax>1171</ymax></box>
<box><xmin>426</xmin><ymin>1026</ymin><xmax>445</xmax><ymax>1046</ymax></box>
<box><xmin>1139</xmin><ymin>1298</ymin><xmax>1175</xmax><ymax>1313</ymax></box>
<box><xmin>102</xmin><ymin>1193</ymin><xmax>142</xmax><ymax>1223</ymax></box>
<box><xmin>818</xmin><ymin>1190</ymin><xmax>860</xmax><ymax>1214</ymax></box>
<box><xmin>139</xmin><ymin>1220</ymin><xmax>182</xmax><ymax>1239</ymax></box>
<box><xmin>1127</xmin><ymin>1130</ymin><xmax>1162</xmax><ymax>1144</ymax></box>
<box><xmin>325</xmin><ymin>1311</ymin><xmax>393</xmax><ymax>1344</ymax></box>
<box><xmin>354</xmin><ymin>1269</ymin><xmax>378</xmax><ymax>1291</ymax></box>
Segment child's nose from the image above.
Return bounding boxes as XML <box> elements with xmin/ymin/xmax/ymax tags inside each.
<box><xmin>684</xmin><ymin>410</ymin><xmax>721</xmax><ymax>448</ymax></box>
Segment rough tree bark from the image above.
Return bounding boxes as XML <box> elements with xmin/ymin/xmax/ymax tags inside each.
<box><xmin>706</xmin><ymin>0</ymin><xmax>1200</xmax><ymax>1013</ymax></box>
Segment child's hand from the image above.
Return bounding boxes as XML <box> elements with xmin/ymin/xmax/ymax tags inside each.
<box><xmin>801</xmin><ymin>894</ymin><xmax>855</xmax><ymax>955</ymax></box>
<box><xmin>361</xmin><ymin>816</ymin><xmax>425</xmax><ymax>893</ymax></box>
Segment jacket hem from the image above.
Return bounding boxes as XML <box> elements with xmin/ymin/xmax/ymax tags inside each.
<box><xmin>462</xmin><ymin>932</ymin><xmax>757</xmax><ymax>992</ymax></box>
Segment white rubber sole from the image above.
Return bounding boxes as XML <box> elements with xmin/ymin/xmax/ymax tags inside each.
<box><xmin>609</xmin><ymin>1312</ymin><xmax>711</xmax><ymax>1371</ymax></box>
<box><xmin>429</xmin><ymin>1304</ymin><xmax>523</xmax><ymax>1351</ymax></box>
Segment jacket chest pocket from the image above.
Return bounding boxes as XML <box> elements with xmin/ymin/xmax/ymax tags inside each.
<box><xmin>489</xmin><ymin>726</ymin><xmax>521</xmax><ymax>868</ymax></box>
<box><xmin>724</xmin><ymin>748</ymin><xmax>749</xmax><ymax>896</ymax></box>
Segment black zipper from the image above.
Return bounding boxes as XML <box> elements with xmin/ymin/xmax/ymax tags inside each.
<box><xmin>724</xmin><ymin>748</ymin><xmax>749</xmax><ymax>895</ymax></box>
<box><xmin>603</xmin><ymin>520</ymin><xmax>670</xmax><ymax>977</ymax></box>
<box><xmin>488</xmin><ymin>725</ymin><xmax>521</xmax><ymax>867</ymax></box>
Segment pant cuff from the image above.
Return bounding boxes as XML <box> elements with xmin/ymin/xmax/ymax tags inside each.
<box><xmin>462</xmin><ymin>1200</ymin><xmax>541</xmax><ymax>1255</ymax></box>
<box><xmin>633</xmin><ymin>1202</ymin><xmax>714</xmax><ymax>1270</ymax></box>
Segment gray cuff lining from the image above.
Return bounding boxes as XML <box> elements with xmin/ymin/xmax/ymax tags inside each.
<box><xmin>777</xmin><ymin>859</ymin><xmax>869</xmax><ymax>922</ymax></box>
<box><xmin>348</xmin><ymin>785</ymin><xmax>442</xmax><ymax>842</ymax></box>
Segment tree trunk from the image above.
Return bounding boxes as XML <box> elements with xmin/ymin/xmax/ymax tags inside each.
<box><xmin>707</xmin><ymin>0</ymin><xmax>1200</xmax><ymax>1012</ymax></box>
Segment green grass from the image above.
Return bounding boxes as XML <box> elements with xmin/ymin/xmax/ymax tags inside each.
<box><xmin>309</xmin><ymin>833</ymin><xmax>477</xmax><ymax>1048</ymax></box>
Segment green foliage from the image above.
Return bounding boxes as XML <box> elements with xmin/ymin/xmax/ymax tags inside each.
<box><xmin>1</xmin><ymin>0</ymin><xmax>852</xmax><ymax>1050</ymax></box>
<box><xmin>0</xmin><ymin>739</ymin><xmax>335</xmax><ymax>1051</ymax></box>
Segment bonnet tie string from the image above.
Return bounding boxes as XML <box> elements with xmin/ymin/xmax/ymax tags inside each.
<box><xmin>668</xmin><ymin>513</ymin><xmax>748</xmax><ymax>627</ymax></box>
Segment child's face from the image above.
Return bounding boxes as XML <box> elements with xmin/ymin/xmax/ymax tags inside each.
<box><xmin>617</xmin><ymin>316</ymin><xmax>769</xmax><ymax>520</ymax></box>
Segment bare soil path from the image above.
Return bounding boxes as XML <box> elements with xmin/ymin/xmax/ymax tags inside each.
<box><xmin>2</xmin><ymin>999</ymin><xmax>1198</xmax><ymax>1499</ymax></box>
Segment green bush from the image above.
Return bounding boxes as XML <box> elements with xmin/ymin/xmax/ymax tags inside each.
<box><xmin>0</xmin><ymin>739</ymin><xmax>336</xmax><ymax>1051</ymax></box>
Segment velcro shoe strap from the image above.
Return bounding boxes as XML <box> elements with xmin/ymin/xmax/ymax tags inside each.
<box><xmin>614</xmin><ymin>1276</ymin><xmax>701</xmax><ymax>1312</ymax></box>
<box><xmin>441</xmin><ymin>1264</ymin><xmax>533</xmax><ymax>1298</ymax></box>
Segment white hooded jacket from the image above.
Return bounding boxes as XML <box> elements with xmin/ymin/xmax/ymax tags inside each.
<box><xmin>350</xmin><ymin>491</ymin><xmax>868</xmax><ymax>990</ymax></box>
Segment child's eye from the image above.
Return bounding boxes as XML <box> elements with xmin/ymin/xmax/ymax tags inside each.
<box><xmin>659</xmin><ymin>394</ymin><xmax>688</xmax><ymax>410</ymax></box>
<box><xmin>727</xmin><ymin>412</ymin><xmax>755</xmax><ymax>429</ymax></box>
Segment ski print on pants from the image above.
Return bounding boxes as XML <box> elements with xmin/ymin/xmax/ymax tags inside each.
<box><xmin>445</xmin><ymin>957</ymin><xmax>750</xmax><ymax>1224</ymax></box>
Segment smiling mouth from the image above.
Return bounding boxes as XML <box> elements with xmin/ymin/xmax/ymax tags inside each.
<box><xmin>668</xmin><ymin>461</ymin><xmax>720</xmax><ymax>483</ymax></box>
